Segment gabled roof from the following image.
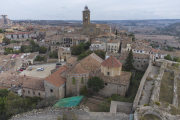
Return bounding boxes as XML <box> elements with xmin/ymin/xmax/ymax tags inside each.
<box><xmin>44</xmin><ymin>65</ymin><xmax>68</xmax><ymax>87</ymax></box>
<box><xmin>101</xmin><ymin>56</ymin><xmax>122</xmax><ymax>68</ymax></box>
<box><xmin>66</xmin><ymin>57</ymin><xmax>77</xmax><ymax>65</ymax></box>
<box><xmin>62</xmin><ymin>53</ymin><xmax>103</xmax><ymax>76</ymax></box>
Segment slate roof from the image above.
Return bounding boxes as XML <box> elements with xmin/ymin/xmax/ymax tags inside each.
<box><xmin>44</xmin><ymin>66</ymin><xmax>68</xmax><ymax>87</ymax></box>
<box><xmin>101</xmin><ymin>56</ymin><xmax>122</xmax><ymax>68</ymax></box>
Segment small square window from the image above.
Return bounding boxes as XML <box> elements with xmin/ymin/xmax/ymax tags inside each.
<box><xmin>141</xmin><ymin>65</ymin><xmax>143</xmax><ymax>67</ymax></box>
<box><xmin>105</xmin><ymin>83</ymin><xmax>108</xmax><ymax>85</ymax></box>
<box><xmin>107</xmin><ymin>72</ymin><xmax>110</xmax><ymax>75</ymax></box>
<box><xmin>137</xmin><ymin>65</ymin><xmax>139</xmax><ymax>67</ymax></box>
<box><xmin>50</xmin><ymin>89</ymin><xmax>53</xmax><ymax>92</ymax></box>
<box><xmin>28</xmin><ymin>91</ymin><xmax>30</xmax><ymax>94</ymax></box>
<box><xmin>33</xmin><ymin>92</ymin><xmax>35</xmax><ymax>95</ymax></box>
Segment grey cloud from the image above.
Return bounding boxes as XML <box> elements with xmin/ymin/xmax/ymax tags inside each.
<box><xmin>0</xmin><ymin>0</ymin><xmax>180</xmax><ymax>20</ymax></box>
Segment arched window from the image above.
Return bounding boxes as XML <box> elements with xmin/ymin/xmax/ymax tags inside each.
<box><xmin>81</xmin><ymin>77</ymin><xmax>84</xmax><ymax>84</ymax></box>
<box><xmin>72</xmin><ymin>77</ymin><xmax>75</xmax><ymax>84</ymax></box>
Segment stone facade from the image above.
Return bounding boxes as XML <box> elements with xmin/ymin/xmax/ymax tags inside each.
<box><xmin>66</xmin><ymin>73</ymin><xmax>89</xmax><ymax>96</ymax></box>
<box><xmin>22</xmin><ymin>88</ymin><xmax>45</xmax><ymax>98</ymax></box>
<box><xmin>101</xmin><ymin>65</ymin><xmax>122</xmax><ymax>77</ymax></box>
<box><xmin>44</xmin><ymin>80</ymin><xmax>65</xmax><ymax>99</ymax></box>
<box><xmin>98</xmin><ymin>82</ymin><xmax>128</xmax><ymax>97</ymax></box>
<box><xmin>58</xmin><ymin>47</ymin><xmax>71</xmax><ymax>62</ymax></box>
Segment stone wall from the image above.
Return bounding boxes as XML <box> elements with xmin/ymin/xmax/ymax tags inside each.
<box><xmin>134</xmin><ymin>106</ymin><xmax>180</xmax><ymax>120</ymax></box>
<box><xmin>11</xmin><ymin>105</ymin><xmax>130</xmax><ymax>120</ymax></box>
<box><xmin>97</xmin><ymin>82</ymin><xmax>127</xmax><ymax>97</ymax></box>
<box><xmin>47</xmin><ymin>58</ymin><xmax>58</xmax><ymax>63</ymax></box>
<box><xmin>33</xmin><ymin>61</ymin><xmax>45</xmax><ymax>65</ymax></box>
<box><xmin>22</xmin><ymin>88</ymin><xmax>45</xmax><ymax>98</ymax></box>
<box><xmin>66</xmin><ymin>73</ymin><xmax>89</xmax><ymax>96</ymax></box>
<box><xmin>150</xmin><ymin>62</ymin><xmax>167</xmax><ymax>103</ymax></box>
<box><xmin>133</xmin><ymin>58</ymin><xmax>149</xmax><ymax>71</ymax></box>
<box><xmin>132</xmin><ymin>59</ymin><xmax>152</xmax><ymax>111</ymax></box>
<box><xmin>44</xmin><ymin>80</ymin><xmax>65</xmax><ymax>99</ymax></box>
<box><xmin>110</xmin><ymin>101</ymin><xmax>132</xmax><ymax>114</ymax></box>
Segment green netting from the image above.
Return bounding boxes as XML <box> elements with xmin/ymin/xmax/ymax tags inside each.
<box><xmin>52</xmin><ymin>95</ymin><xmax>84</xmax><ymax>108</ymax></box>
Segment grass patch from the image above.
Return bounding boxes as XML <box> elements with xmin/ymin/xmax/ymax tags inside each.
<box><xmin>167</xmin><ymin>64</ymin><xmax>180</xmax><ymax>73</ymax></box>
<box><xmin>169</xmin><ymin>105</ymin><xmax>180</xmax><ymax>115</ymax></box>
<box><xmin>159</xmin><ymin>72</ymin><xmax>174</xmax><ymax>104</ymax></box>
<box><xmin>139</xmin><ymin>114</ymin><xmax>161</xmax><ymax>120</ymax></box>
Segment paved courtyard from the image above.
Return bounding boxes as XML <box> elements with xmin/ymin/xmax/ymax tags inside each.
<box><xmin>19</xmin><ymin>63</ymin><xmax>57</xmax><ymax>78</ymax></box>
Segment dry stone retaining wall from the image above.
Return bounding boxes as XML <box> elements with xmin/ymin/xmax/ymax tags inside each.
<box><xmin>132</xmin><ymin>60</ymin><xmax>152</xmax><ymax>111</ymax></box>
<box><xmin>150</xmin><ymin>62</ymin><xmax>167</xmax><ymax>103</ymax></box>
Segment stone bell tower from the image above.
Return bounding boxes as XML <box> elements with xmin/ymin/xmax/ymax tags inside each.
<box><xmin>83</xmin><ymin>5</ymin><xmax>90</xmax><ymax>28</ymax></box>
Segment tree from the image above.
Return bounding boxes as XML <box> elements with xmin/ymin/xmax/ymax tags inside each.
<box><xmin>94</xmin><ymin>50</ymin><xmax>106</xmax><ymax>60</ymax></box>
<box><xmin>39</xmin><ymin>46</ymin><xmax>47</xmax><ymax>54</ymax></box>
<box><xmin>124</xmin><ymin>50</ymin><xmax>134</xmax><ymax>71</ymax></box>
<box><xmin>80</xmin><ymin>86</ymin><xmax>89</xmax><ymax>96</ymax></box>
<box><xmin>20</xmin><ymin>45</ymin><xmax>26</xmax><ymax>53</ymax></box>
<box><xmin>3</xmin><ymin>38</ymin><xmax>10</xmax><ymax>45</ymax></box>
<box><xmin>87</xmin><ymin>77</ymin><xmax>105</xmax><ymax>92</ymax></box>
<box><xmin>0</xmin><ymin>89</ymin><xmax>9</xmax><ymax>97</ymax></box>
<box><xmin>164</xmin><ymin>54</ymin><xmax>172</xmax><ymax>60</ymax></box>
<box><xmin>0</xmin><ymin>29</ymin><xmax>4</xmax><ymax>33</ymax></box>
<box><xmin>128</xmin><ymin>33</ymin><xmax>135</xmax><ymax>41</ymax></box>
<box><xmin>77</xmin><ymin>51</ymin><xmax>93</xmax><ymax>61</ymax></box>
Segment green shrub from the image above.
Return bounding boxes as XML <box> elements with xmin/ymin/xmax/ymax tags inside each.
<box><xmin>80</xmin><ymin>86</ymin><xmax>89</xmax><ymax>96</ymax></box>
<box><xmin>146</xmin><ymin>76</ymin><xmax>152</xmax><ymax>81</ymax></box>
<box><xmin>144</xmin><ymin>103</ymin><xmax>148</xmax><ymax>106</ymax></box>
<box><xmin>155</xmin><ymin>101</ymin><xmax>161</xmax><ymax>106</ymax></box>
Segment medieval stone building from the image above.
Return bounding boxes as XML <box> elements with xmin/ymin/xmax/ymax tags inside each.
<box><xmin>81</xmin><ymin>6</ymin><xmax>111</xmax><ymax>41</ymax></box>
<box><xmin>97</xmin><ymin>56</ymin><xmax>132</xmax><ymax>97</ymax></box>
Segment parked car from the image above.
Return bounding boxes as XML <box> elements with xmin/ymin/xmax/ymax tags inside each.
<box><xmin>21</xmin><ymin>67</ymin><xmax>26</xmax><ymax>70</ymax></box>
<box><xmin>28</xmin><ymin>66</ymin><xmax>32</xmax><ymax>71</ymax></box>
<box><xmin>37</xmin><ymin>67</ymin><xmax>44</xmax><ymax>71</ymax></box>
<box><xmin>56</xmin><ymin>63</ymin><xmax>61</xmax><ymax>65</ymax></box>
<box><xmin>18</xmin><ymin>69</ymin><xmax>23</xmax><ymax>72</ymax></box>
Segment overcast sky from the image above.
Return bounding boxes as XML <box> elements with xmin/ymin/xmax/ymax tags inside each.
<box><xmin>1</xmin><ymin>0</ymin><xmax>180</xmax><ymax>20</ymax></box>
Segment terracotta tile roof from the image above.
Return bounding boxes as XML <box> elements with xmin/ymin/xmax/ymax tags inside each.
<box><xmin>63</xmin><ymin>53</ymin><xmax>103</xmax><ymax>76</ymax></box>
<box><xmin>66</xmin><ymin>57</ymin><xmax>77</xmax><ymax>65</ymax></box>
<box><xmin>23</xmin><ymin>77</ymin><xmax>45</xmax><ymax>91</ymax></box>
<box><xmin>101</xmin><ymin>56</ymin><xmax>122</xmax><ymax>68</ymax></box>
<box><xmin>68</xmin><ymin>65</ymin><xmax>88</xmax><ymax>74</ymax></box>
<box><xmin>151</xmin><ymin>48</ymin><xmax>158</xmax><ymax>52</ymax></box>
<box><xmin>97</xmin><ymin>71</ymin><xmax>131</xmax><ymax>86</ymax></box>
<box><xmin>44</xmin><ymin>65</ymin><xmax>68</xmax><ymax>87</ymax></box>
<box><xmin>108</xmin><ymin>39</ymin><xmax>119</xmax><ymax>43</ymax></box>
<box><xmin>0</xmin><ymin>72</ymin><xmax>45</xmax><ymax>91</ymax></box>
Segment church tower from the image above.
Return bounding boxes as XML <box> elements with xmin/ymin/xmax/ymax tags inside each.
<box><xmin>83</xmin><ymin>5</ymin><xmax>90</xmax><ymax>27</ymax></box>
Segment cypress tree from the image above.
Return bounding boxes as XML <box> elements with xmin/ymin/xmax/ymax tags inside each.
<box><xmin>124</xmin><ymin>50</ymin><xmax>134</xmax><ymax>71</ymax></box>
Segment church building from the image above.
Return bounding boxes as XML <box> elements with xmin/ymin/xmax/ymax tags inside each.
<box><xmin>82</xmin><ymin>5</ymin><xmax>111</xmax><ymax>41</ymax></box>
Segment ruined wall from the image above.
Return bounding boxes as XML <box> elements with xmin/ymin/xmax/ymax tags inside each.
<box><xmin>132</xmin><ymin>59</ymin><xmax>152</xmax><ymax>111</ymax></box>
